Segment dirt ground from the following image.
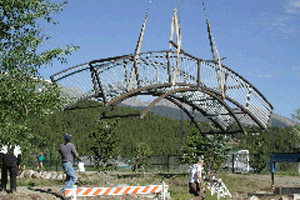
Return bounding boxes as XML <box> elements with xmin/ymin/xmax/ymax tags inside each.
<box><xmin>0</xmin><ymin>173</ymin><xmax>299</xmax><ymax>200</ymax></box>
<box><xmin>224</xmin><ymin>174</ymin><xmax>300</xmax><ymax>200</ymax></box>
<box><xmin>0</xmin><ymin>186</ymin><xmax>154</xmax><ymax>200</ymax></box>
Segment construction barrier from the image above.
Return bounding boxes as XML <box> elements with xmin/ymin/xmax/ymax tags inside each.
<box><xmin>65</xmin><ymin>182</ymin><xmax>169</xmax><ymax>200</ymax></box>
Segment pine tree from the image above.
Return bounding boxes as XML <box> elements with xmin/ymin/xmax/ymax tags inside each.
<box><xmin>180</xmin><ymin>125</ymin><xmax>231</xmax><ymax>172</ymax></box>
<box><xmin>88</xmin><ymin>119</ymin><xmax>120</xmax><ymax>170</ymax></box>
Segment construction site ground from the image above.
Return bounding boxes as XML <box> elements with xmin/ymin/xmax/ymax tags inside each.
<box><xmin>0</xmin><ymin>172</ymin><xmax>299</xmax><ymax>200</ymax></box>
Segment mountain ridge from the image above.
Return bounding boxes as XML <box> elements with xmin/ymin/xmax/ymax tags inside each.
<box><xmin>120</xmin><ymin>97</ymin><xmax>298</xmax><ymax>128</ymax></box>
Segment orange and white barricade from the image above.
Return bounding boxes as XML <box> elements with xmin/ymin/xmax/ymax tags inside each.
<box><xmin>65</xmin><ymin>181</ymin><xmax>169</xmax><ymax>200</ymax></box>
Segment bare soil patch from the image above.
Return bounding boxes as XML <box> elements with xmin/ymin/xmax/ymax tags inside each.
<box><xmin>0</xmin><ymin>173</ymin><xmax>299</xmax><ymax>200</ymax></box>
<box><xmin>223</xmin><ymin>174</ymin><xmax>300</xmax><ymax>200</ymax></box>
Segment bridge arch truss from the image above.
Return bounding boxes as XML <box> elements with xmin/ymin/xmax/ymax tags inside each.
<box><xmin>51</xmin><ymin>50</ymin><xmax>273</xmax><ymax>135</ymax></box>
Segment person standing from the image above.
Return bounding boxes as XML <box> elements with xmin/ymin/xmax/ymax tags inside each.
<box><xmin>1</xmin><ymin>145</ymin><xmax>21</xmax><ymax>194</ymax></box>
<box><xmin>59</xmin><ymin>134</ymin><xmax>79</xmax><ymax>193</ymax></box>
<box><xmin>188</xmin><ymin>156</ymin><xmax>205</xmax><ymax>198</ymax></box>
<box><xmin>35</xmin><ymin>152</ymin><xmax>44</xmax><ymax>170</ymax></box>
<box><xmin>0</xmin><ymin>145</ymin><xmax>7</xmax><ymax>191</ymax></box>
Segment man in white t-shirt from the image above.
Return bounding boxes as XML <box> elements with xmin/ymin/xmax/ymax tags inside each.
<box><xmin>188</xmin><ymin>156</ymin><xmax>204</xmax><ymax>197</ymax></box>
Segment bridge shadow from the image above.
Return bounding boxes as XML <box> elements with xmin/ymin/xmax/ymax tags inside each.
<box><xmin>28</xmin><ymin>187</ymin><xmax>64</xmax><ymax>199</ymax></box>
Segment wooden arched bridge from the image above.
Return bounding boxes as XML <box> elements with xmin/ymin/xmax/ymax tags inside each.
<box><xmin>50</xmin><ymin>4</ymin><xmax>273</xmax><ymax>135</ymax></box>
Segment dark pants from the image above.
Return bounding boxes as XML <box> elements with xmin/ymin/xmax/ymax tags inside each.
<box><xmin>189</xmin><ymin>182</ymin><xmax>200</xmax><ymax>196</ymax></box>
<box><xmin>1</xmin><ymin>166</ymin><xmax>18</xmax><ymax>191</ymax></box>
<box><xmin>189</xmin><ymin>181</ymin><xmax>205</xmax><ymax>199</ymax></box>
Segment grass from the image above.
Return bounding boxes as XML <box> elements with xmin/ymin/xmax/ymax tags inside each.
<box><xmin>16</xmin><ymin>170</ymin><xmax>300</xmax><ymax>200</ymax></box>
<box><xmin>218</xmin><ymin>173</ymin><xmax>259</xmax><ymax>193</ymax></box>
<box><xmin>17</xmin><ymin>172</ymin><xmax>223</xmax><ymax>199</ymax></box>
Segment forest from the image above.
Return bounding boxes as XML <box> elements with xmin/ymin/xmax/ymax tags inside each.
<box><xmin>30</xmin><ymin>102</ymin><xmax>197</xmax><ymax>157</ymax></box>
<box><xmin>29</xmin><ymin>100</ymin><xmax>300</xmax><ymax>172</ymax></box>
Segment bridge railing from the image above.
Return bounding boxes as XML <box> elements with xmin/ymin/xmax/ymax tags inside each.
<box><xmin>51</xmin><ymin>50</ymin><xmax>273</xmax><ymax>132</ymax></box>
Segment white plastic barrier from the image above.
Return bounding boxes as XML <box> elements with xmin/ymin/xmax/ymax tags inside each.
<box><xmin>65</xmin><ymin>182</ymin><xmax>169</xmax><ymax>200</ymax></box>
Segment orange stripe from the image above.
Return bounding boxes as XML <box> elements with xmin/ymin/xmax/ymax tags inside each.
<box><xmin>83</xmin><ymin>188</ymin><xmax>92</xmax><ymax>195</ymax></box>
<box><xmin>132</xmin><ymin>187</ymin><xmax>140</xmax><ymax>194</ymax></box>
<box><xmin>93</xmin><ymin>189</ymin><xmax>102</xmax><ymax>195</ymax></box>
<box><xmin>77</xmin><ymin>189</ymin><xmax>82</xmax><ymax>194</ymax></box>
<box><xmin>103</xmin><ymin>188</ymin><xmax>112</xmax><ymax>195</ymax></box>
<box><xmin>150</xmin><ymin>186</ymin><xmax>159</xmax><ymax>193</ymax></box>
<box><xmin>122</xmin><ymin>187</ymin><xmax>131</xmax><ymax>194</ymax></box>
<box><xmin>142</xmin><ymin>186</ymin><xmax>150</xmax><ymax>193</ymax></box>
<box><xmin>113</xmin><ymin>187</ymin><xmax>122</xmax><ymax>194</ymax></box>
<box><xmin>65</xmin><ymin>190</ymin><xmax>70</xmax><ymax>196</ymax></box>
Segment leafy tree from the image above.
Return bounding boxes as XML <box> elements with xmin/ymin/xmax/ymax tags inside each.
<box><xmin>180</xmin><ymin>126</ymin><xmax>231</xmax><ymax>173</ymax></box>
<box><xmin>292</xmin><ymin>108</ymin><xmax>300</xmax><ymax>122</ymax></box>
<box><xmin>0</xmin><ymin>0</ymin><xmax>78</xmax><ymax>152</ymax></box>
<box><xmin>88</xmin><ymin>119</ymin><xmax>120</xmax><ymax>170</ymax></box>
<box><xmin>131</xmin><ymin>142</ymin><xmax>152</xmax><ymax>172</ymax></box>
<box><xmin>291</xmin><ymin>108</ymin><xmax>300</xmax><ymax>147</ymax></box>
<box><xmin>236</xmin><ymin>125</ymin><xmax>300</xmax><ymax>173</ymax></box>
<box><xmin>248</xmin><ymin>133</ymin><xmax>268</xmax><ymax>173</ymax></box>
<box><xmin>0</xmin><ymin>74</ymin><xmax>61</xmax><ymax>149</ymax></box>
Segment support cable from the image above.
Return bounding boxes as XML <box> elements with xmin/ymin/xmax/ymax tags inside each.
<box><xmin>128</xmin><ymin>0</ymin><xmax>153</xmax><ymax>91</ymax></box>
<box><xmin>202</xmin><ymin>1</ymin><xmax>225</xmax><ymax>99</ymax></box>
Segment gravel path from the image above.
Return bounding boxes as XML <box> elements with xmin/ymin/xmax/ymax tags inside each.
<box><xmin>229</xmin><ymin>174</ymin><xmax>300</xmax><ymax>188</ymax></box>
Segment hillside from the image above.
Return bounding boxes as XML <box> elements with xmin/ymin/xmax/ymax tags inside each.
<box><xmin>30</xmin><ymin>97</ymin><xmax>298</xmax><ymax>158</ymax></box>
<box><xmin>120</xmin><ymin>97</ymin><xmax>298</xmax><ymax>128</ymax></box>
<box><xmin>30</xmin><ymin>101</ymin><xmax>195</xmax><ymax>156</ymax></box>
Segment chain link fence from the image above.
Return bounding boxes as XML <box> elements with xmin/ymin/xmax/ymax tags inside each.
<box><xmin>24</xmin><ymin>153</ymin><xmax>300</xmax><ymax>175</ymax></box>
<box><xmin>24</xmin><ymin>154</ymin><xmax>189</xmax><ymax>172</ymax></box>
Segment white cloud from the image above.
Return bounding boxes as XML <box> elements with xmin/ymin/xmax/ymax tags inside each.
<box><xmin>290</xmin><ymin>66</ymin><xmax>300</xmax><ymax>78</ymax></box>
<box><xmin>278</xmin><ymin>26</ymin><xmax>299</xmax><ymax>34</ymax></box>
<box><xmin>248</xmin><ymin>21</ymin><xmax>286</xmax><ymax>28</ymax></box>
<box><xmin>283</xmin><ymin>0</ymin><xmax>300</xmax><ymax>14</ymax></box>
<box><xmin>246</xmin><ymin>69</ymin><xmax>274</xmax><ymax>79</ymax></box>
<box><xmin>257</xmin><ymin>74</ymin><xmax>272</xmax><ymax>78</ymax></box>
<box><xmin>248</xmin><ymin>1</ymin><xmax>300</xmax><ymax>36</ymax></box>
<box><xmin>291</xmin><ymin>66</ymin><xmax>300</xmax><ymax>72</ymax></box>
<box><xmin>275</xmin><ymin>15</ymin><xmax>294</xmax><ymax>23</ymax></box>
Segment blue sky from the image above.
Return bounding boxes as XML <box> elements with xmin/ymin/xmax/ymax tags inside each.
<box><xmin>38</xmin><ymin>0</ymin><xmax>300</xmax><ymax>119</ymax></box>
